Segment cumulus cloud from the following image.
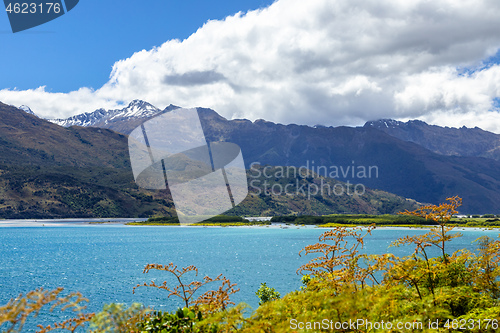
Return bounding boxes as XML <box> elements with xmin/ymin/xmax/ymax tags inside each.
<box><xmin>1</xmin><ymin>0</ymin><xmax>500</xmax><ymax>132</ymax></box>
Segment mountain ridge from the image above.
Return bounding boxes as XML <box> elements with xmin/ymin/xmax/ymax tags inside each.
<box><xmin>9</xmin><ymin>100</ymin><xmax>500</xmax><ymax>213</ymax></box>
<box><xmin>365</xmin><ymin>118</ymin><xmax>500</xmax><ymax>161</ymax></box>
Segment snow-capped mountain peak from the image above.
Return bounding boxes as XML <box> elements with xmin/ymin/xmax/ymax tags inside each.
<box><xmin>49</xmin><ymin>100</ymin><xmax>162</xmax><ymax>128</ymax></box>
<box><xmin>18</xmin><ymin>105</ymin><xmax>37</xmax><ymax>116</ymax></box>
<box><xmin>364</xmin><ymin>119</ymin><xmax>407</xmax><ymax>128</ymax></box>
<box><xmin>109</xmin><ymin>100</ymin><xmax>160</xmax><ymax>120</ymax></box>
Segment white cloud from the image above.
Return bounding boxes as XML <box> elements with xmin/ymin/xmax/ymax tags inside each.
<box><xmin>1</xmin><ymin>0</ymin><xmax>500</xmax><ymax>132</ymax></box>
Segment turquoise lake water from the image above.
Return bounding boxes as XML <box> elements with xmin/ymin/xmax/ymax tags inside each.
<box><xmin>1</xmin><ymin>225</ymin><xmax>499</xmax><ymax>331</ymax></box>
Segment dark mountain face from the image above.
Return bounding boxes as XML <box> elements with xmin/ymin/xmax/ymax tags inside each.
<box><xmin>365</xmin><ymin>119</ymin><xmax>500</xmax><ymax>161</ymax></box>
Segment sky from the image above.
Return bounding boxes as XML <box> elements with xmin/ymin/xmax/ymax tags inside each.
<box><xmin>1</xmin><ymin>0</ymin><xmax>500</xmax><ymax>133</ymax></box>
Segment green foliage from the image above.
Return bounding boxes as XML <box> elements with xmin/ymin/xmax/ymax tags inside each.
<box><xmin>88</xmin><ymin>303</ymin><xmax>148</xmax><ymax>333</ymax></box>
<box><xmin>192</xmin><ymin>221</ymin><xmax>270</xmax><ymax>227</ymax></box>
<box><xmin>196</xmin><ymin>304</ymin><xmax>249</xmax><ymax>333</ymax></box>
<box><xmin>255</xmin><ymin>283</ymin><xmax>281</xmax><ymax>306</ymax></box>
<box><xmin>137</xmin><ymin>307</ymin><xmax>216</xmax><ymax>333</ymax></box>
<box><xmin>300</xmin><ymin>275</ymin><xmax>311</xmax><ymax>290</ymax></box>
<box><xmin>143</xmin><ymin>215</ymin><xmax>251</xmax><ymax>226</ymax></box>
<box><xmin>146</xmin><ymin>216</ymin><xmax>180</xmax><ymax>224</ymax></box>
<box><xmin>271</xmin><ymin>213</ymin><xmax>430</xmax><ymax>226</ymax></box>
<box><xmin>204</xmin><ymin>216</ymin><xmax>247</xmax><ymax>223</ymax></box>
<box><xmin>269</xmin><ymin>216</ymin><xmax>297</xmax><ymax>223</ymax></box>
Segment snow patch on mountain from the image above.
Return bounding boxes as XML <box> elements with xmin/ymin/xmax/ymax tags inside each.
<box><xmin>18</xmin><ymin>105</ymin><xmax>37</xmax><ymax>116</ymax></box>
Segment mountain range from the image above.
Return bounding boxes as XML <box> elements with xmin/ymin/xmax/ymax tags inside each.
<box><xmin>0</xmin><ymin>101</ymin><xmax>417</xmax><ymax>218</ymax></box>
<box><xmin>47</xmin><ymin>101</ymin><xmax>500</xmax><ymax>161</ymax></box>
<box><xmin>9</xmin><ymin>100</ymin><xmax>500</xmax><ymax>214</ymax></box>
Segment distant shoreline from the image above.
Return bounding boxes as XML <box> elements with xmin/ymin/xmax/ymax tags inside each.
<box><xmin>0</xmin><ymin>218</ymin><xmax>146</xmax><ymax>227</ymax></box>
<box><xmin>0</xmin><ymin>219</ymin><xmax>499</xmax><ymax>231</ymax></box>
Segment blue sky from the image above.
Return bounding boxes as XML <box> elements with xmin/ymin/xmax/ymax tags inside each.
<box><xmin>0</xmin><ymin>0</ymin><xmax>274</xmax><ymax>92</ymax></box>
<box><xmin>1</xmin><ymin>0</ymin><xmax>500</xmax><ymax>133</ymax></box>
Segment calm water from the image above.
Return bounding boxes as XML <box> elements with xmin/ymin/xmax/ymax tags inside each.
<box><xmin>0</xmin><ymin>224</ymin><xmax>498</xmax><ymax>331</ymax></box>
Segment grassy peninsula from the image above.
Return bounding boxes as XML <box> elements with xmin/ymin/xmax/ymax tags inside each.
<box><xmin>126</xmin><ymin>215</ymin><xmax>271</xmax><ymax>226</ymax></box>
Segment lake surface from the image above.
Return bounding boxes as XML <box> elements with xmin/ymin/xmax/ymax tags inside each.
<box><xmin>0</xmin><ymin>224</ymin><xmax>498</xmax><ymax>331</ymax></box>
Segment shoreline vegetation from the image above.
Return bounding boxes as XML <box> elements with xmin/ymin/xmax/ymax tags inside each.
<box><xmin>126</xmin><ymin>216</ymin><xmax>271</xmax><ymax>227</ymax></box>
<box><xmin>125</xmin><ymin>213</ymin><xmax>500</xmax><ymax>229</ymax></box>
<box><xmin>274</xmin><ymin>214</ymin><xmax>500</xmax><ymax>228</ymax></box>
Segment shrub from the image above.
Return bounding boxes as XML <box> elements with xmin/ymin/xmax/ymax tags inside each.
<box><xmin>0</xmin><ymin>287</ymin><xmax>93</xmax><ymax>333</ymax></box>
<box><xmin>137</xmin><ymin>307</ymin><xmax>210</xmax><ymax>333</ymax></box>
<box><xmin>134</xmin><ymin>263</ymin><xmax>239</xmax><ymax>315</ymax></box>
<box><xmin>255</xmin><ymin>283</ymin><xmax>281</xmax><ymax>305</ymax></box>
<box><xmin>88</xmin><ymin>303</ymin><xmax>148</xmax><ymax>333</ymax></box>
